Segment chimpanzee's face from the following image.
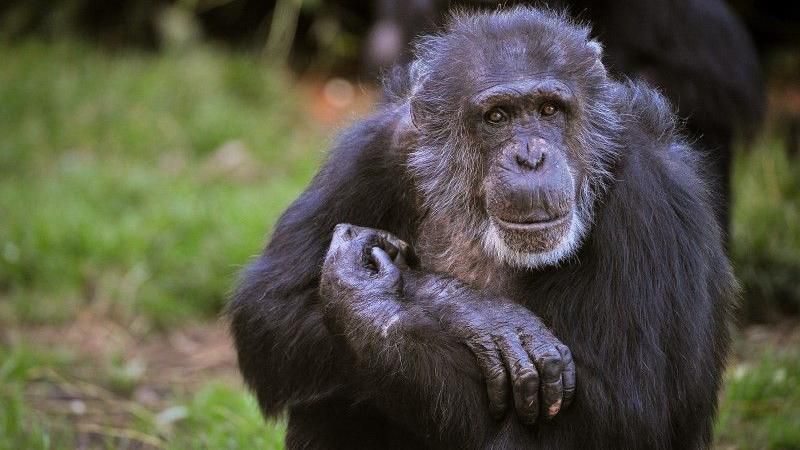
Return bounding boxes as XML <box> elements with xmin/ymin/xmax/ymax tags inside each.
<box><xmin>467</xmin><ymin>76</ymin><xmax>588</xmax><ymax>267</ymax></box>
<box><xmin>408</xmin><ymin>10</ymin><xmax>615</xmax><ymax>268</ymax></box>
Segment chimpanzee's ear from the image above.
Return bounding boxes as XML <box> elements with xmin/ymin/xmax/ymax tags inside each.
<box><xmin>587</xmin><ymin>39</ymin><xmax>607</xmax><ymax>73</ymax></box>
<box><xmin>407</xmin><ymin>59</ymin><xmax>430</xmax><ymax>131</ymax></box>
<box><xmin>393</xmin><ymin>102</ymin><xmax>420</xmax><ymax>152</ymax></box>
<box><xmin>587</xmin><ymin>39</ymin><xmax>603</xmax><ymax>59</ymax></box>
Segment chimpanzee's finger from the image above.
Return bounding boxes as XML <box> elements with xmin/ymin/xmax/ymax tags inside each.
<box><xmin>374</xmin><ymin>229</ymin><xmax>417</xmax><ymax>268</ymax></box>
<box><xmin>354</xmin><ymin>232</ymin><xmax>399</xmax><ymax>269</ymax></box>
<box><xmin>332</xmin><ymin>223</ymin><xmax>357</xmax><ymax>241</ymax></box>
<box><xmin>370</xmin><ymin>246</ymin><xmax>396</xmax><ymax>273</ymax></box>
<box><xmin>370</xmin><ymin>247</ymin><xmax>402</xmax><ymax>288</ymax></box>
<box><xmin>557</xmin><ymin>344</ymin><xmax>576</xmax><ymax>410</ymax></box>
<box><xmin>465</xmin><ymin>336</ymin><xmax>509</xmax><ymax>419</ymax></box>
<box><xmin>524</xmin><ymin>340</ymin><xmax>564</xmax><ymax>420</ymax></box>
<box><xmin>496</xmin><ymin>333</ymin><xmax>540</xmax><ymax>425</ymax></box>
<box><xmin>326</xmin><ymin>224</ymin><xmax>366</xmax><ymax>270</ymax></box>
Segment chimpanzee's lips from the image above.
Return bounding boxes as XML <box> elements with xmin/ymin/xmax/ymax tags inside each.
<box><xmin>493</xmin><ymin>212</ymin><xmax>570</xmax><ymax>231</ymax></box>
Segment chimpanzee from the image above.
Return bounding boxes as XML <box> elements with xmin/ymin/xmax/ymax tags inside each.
<box><xmin>230</xmin><ymin>8</ymin><xmax>735</xmax><ymax>449</ymax></box>
<box><xmin>365</xmin><ymin>0</ymin><xmax>765</xmax><ymax>238</ymax></box>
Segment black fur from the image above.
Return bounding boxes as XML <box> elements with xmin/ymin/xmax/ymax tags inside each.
<box><xmin>231</xmin><ymin>8</ymin><xmax>735</xmax><ymax>449</ymax></box>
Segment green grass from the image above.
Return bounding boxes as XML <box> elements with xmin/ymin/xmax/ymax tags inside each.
<box><xmin>716</xmin><ymin>348</ymin><xmax>800</xmax><ymax>450</ymax></box>
<box><xmin>0</xmin><ymin>344</ymin><xmax>284</xmax><ymax>449</ymax></box>
<box><xmin>168</xmin><ymin>383</ymin><xmax>285</xmax><ymax>450</ymax></box>
<box><xmin>0</xmin><ymin>345</ymin><xmax>75</xmax><ymax>450</ymax></box>
<box><xmin>0</xmin><ymin>41</ymin><xmax>326</xmax><ymax>328</ymax></box>
<box><xmin>0</xmin><ymin>40</ymin><xmax>799</xmax><ymax>449</ymax></box>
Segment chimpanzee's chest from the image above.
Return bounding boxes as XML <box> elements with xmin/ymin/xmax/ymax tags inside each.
<box><xmin>413</xmin><ymin>217</ymin><xmax>524</xmax><ymax>300</ymax></box>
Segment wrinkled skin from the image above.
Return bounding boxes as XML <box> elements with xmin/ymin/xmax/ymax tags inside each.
<box><xmin>320</xmin><ymin>224</ymin><xmax>576</xmax><ymax>425</ymax></box>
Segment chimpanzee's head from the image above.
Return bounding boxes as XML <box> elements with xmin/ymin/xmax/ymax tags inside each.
<box><xmin>407</xmin><ymin>8</ymin><xmax>622</xmax><ymax>268</ymax></box>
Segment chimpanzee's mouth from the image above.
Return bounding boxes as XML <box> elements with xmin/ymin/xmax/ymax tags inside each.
<box><xmin>493</xmin><ymin>212</ymin><xmax>570</xmax><ymax>231</ymax></box>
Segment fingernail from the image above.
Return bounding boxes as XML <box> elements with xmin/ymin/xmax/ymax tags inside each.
<box><xmin>547</xmin><ymin>398</ymin><xmax>562</xmax><ymax>418</ymax></box>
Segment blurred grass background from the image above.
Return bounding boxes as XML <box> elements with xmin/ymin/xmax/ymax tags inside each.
<box><xmin>0</xmin><ymin>39</ymin><xmax>798</xmax><ymax>449</ymax></box>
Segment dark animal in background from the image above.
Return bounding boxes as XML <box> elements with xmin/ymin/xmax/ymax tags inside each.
<box><xmin>230</xmin><ymin>8</ymin><xmax>736</xmax><ymax>449</ymax></box>
<box><xmin>366</xmin><ymin>0</ymin><xmax>765</xmax><ymax>238</ymax></box>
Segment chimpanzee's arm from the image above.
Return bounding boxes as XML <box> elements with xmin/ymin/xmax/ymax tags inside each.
<box><xmin>317</xmin><ymin>224</ymin><xmax>574</xmax><ymax>448</ymax></box>
<box><xmin>229</xmin><ymin>107</ymin><xmax>572</xmax><ymax>448</ymax></box>
<box><xmin>229</xmin><ymin>108</ymin><xmax>415</xmax><ymax>414</ymax></box>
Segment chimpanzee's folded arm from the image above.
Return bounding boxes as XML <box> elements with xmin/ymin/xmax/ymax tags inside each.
<box><xmin>228</xmin><ymin>108</ymin><xmax>506</xmax><ymax>447</ymax></box>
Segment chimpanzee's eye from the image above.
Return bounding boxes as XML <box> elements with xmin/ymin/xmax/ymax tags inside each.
<box><xmin>540</xmin><ymin>102</ymin><xmax>559</xmax><ymax>117</ymax></box>
<box><xmin>484</xmin><ymin>107</ymin><xmax>509</xmax><ymax>125</ymax></box>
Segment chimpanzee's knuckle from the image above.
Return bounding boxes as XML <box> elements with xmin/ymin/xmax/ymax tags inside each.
<box><xmin>486</xmin><ymin>365</ymin><xmax>506</xmax><ymax>382</ymax></box>
<box><xmin>536</xmin><ymin>344</ymin><xmax>561</xmax><ymax>362</ymax></box>
<box><xmin>333</xmin><ymin>223</ymin><xmax>353</xmax><ymax>237</ymax></box>
<box><xmin>556</xmin><ymin>343</ymin><xmax>572</xmax><ymax>357</ymax></box>
<box><xmin>557</xmin><ymin>344</ymin><xmax>574</xmax><ymax>366</ymax></box>
<box><xmin>464</xmin><ymin>335</ymin><xmax>492</xmax><ymax>357</ymax></box>
<box><xmin>382</xmin><ymin>271</ymin><xmax>402</xmax><ymax>290</ymax></box>
<box><xmin>515</xmin><ymin>363</ymin><xmax>538</xmax><ymax>382</ymax></box>
<box><xmin>529</xmin><ymin>338</ymin><xmax>554</xmax><ymax>355</ymax></box>
<box><xmin>539</xmin><ymin>356</ymin><xmax>564</xmax><ymax>380</ymax></box>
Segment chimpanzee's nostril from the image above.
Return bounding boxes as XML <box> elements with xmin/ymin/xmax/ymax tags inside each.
<box><xmin>533</xmin><ymin>152</ymin><xmax>545</xmax><ymax>170</ymax></box>
<box><xmin>516</xmin><ymin>154</ymin><xmax>533</xmax><ymax>171</ymax></box>
<box><xmin>515</xmin><ymin>152</ymin><xmax>546</xmax><ymax>172</ymax></box>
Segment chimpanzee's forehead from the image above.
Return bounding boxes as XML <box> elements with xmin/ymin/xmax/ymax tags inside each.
<box><xmin>414</xmin><ymin>10</ymin><xmax>597</xmax><ymax>100</ymax></box>
<box><xmin>440</xmin><ymin>18</ymin><xmax>588</xmax><ymax>82</ymax></box>
<box><xmin>488</xmin><ymin>39</ymin><xmax>568</xmax><ymax>76</ymax></box>
<box><xmin>444</xmin><ymin>35</ymin><xmax>576</xmax><ymax>89</ymax></box>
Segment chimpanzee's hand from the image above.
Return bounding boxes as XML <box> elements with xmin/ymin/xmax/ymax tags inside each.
<box><xmin>438</xmin><ymin>294</ymin><xmax>576</xmax><ymax>425</ymax></box>
<box><xmin>319</xmin><ymin>223</ymin><xmax>414</xmax><ymax>337</ymax></box>
<box><xmin>319</xmin><ymin>223</ymin><xmax>575</xmax><ymax>426</ymax></box>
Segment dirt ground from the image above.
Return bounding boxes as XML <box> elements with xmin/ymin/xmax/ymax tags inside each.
<box><xmin>4</xmin><ymin>313</ymin><xmax>238</xmax><ymax>449</ymax></box>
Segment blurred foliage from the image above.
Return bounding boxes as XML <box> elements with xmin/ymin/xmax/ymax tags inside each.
<box><xmin>0</xmin><ymin>41</ymin><xmax>325</xmax><ymax>328</ymax></box>
<box><xmin>732</xmin><ymin>139</ymin><xmax>800</xmax><ymax>321</ymax></box>
<box><xmin>0</xmin><ymin>0</ymin><xmax>163</xmax><ymax>48</ymax></box>
<box><xmin>0</xmin><ymin>0</ymin><xmax>368</xmax><ymax>74</ymax></box>
<box><xmin>1</xmin><ymin>0</ymin><xmax>798</xmax><ymax>78</ymax></box>
<box><xmin>716</xmin><ymin>347</ymin><xmax>800</xmax><ymax>449</ymax></box>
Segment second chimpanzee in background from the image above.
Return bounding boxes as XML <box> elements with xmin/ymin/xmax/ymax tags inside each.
<box><xmin>231</xmin><ymin>7</ymin><xmax>736</xmax><ymax>449</ymax></box>
<box><xmin>366</xmin><ymin>0</ymin><xmax>765</xmax><ymax>238</ymax></box>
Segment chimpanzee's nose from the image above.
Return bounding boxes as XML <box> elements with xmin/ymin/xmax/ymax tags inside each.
<box><xmin>515</xmin><ymin>143</ymin><xmax>546</xmax><ymax>172</ymax></box>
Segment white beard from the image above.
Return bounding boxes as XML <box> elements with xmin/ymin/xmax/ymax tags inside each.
<box><xmin>482</xmin><ymin>207</ymin><xmax>588</xmax><ymax>269</ymax></box>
